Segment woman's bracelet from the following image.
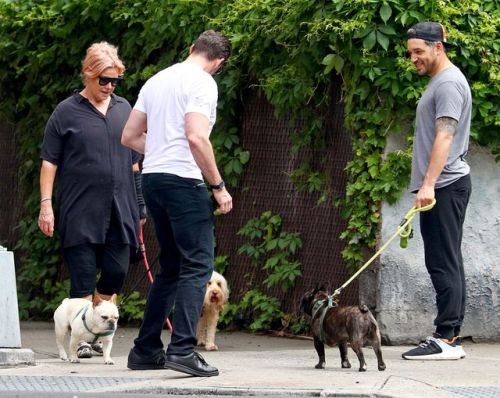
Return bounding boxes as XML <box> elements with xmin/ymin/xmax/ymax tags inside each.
<box><xmin>40</xmin><ymin>198</ymin><xmax>52</xmax><ymax>203</ymax></box>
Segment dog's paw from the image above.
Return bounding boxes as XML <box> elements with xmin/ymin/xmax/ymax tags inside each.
<box><xmin>341</xmin><ymin>360</ymin><xmax>351</xmax><ymax>368</ymax></box>
<box><xmin>315</xmin><ymin>362</ymin><xmax>325</xmax><ymax>369</ymax></box>
<box><xmin>104</xmin><ymin>359</ymin><xmax>115</xmax><ymax>365</ymax></box>
<box><xmin>70</xmin><ymin>358</ymin><xmax>80</xmax><ymax>363</ymax></box>
<box><xmin>378</xmin><ymin>363</ymin><xmax>386</xmax><ymax>371</ymax></box>
<box><xmin>205</xmin><ymin>344</ymin><xmax>218</xmax><ymax>351</ymax></box>
<box><xmin>57</xmin><ymin>350</ymin><xmax>68</xmax><ymax>362</ymax></box>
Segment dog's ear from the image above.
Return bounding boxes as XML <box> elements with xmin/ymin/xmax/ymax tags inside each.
<box><xmin>93</xmin><ymin>294</ymin><xmax>103</xmax><ymax>307</ymax></box>
<box><xmin>109</xmin><ymin>293</ymin><xmax>117</xmax><ymax>304</ymax></box>
<box><xmin>300</xmin><ymin>289</ymin><xmax>314</xmax><ymax>316</ymax></box>
<box><xmin>313</xmin><ymin>283</ymin><xmax>328</xmax><ymax>294</ymax></box>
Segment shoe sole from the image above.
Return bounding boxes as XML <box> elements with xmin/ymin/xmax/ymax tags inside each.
<box><xmin>127</xmin><ymin>362</ymin><xmax>166</xmax><ymax>370</ymax></box>
<box><xmin>77</xmin><ymin>353</ymin><xmax>92</xmax><ymax>359</ymax></box>
<box><xmin>77</xmin><ymin>349</ymin><xmax>92</xmax><ymax>359</ymax></box>
<box><xmin>164</xmin><ymin>360</ymin><xmax>219</xmax><ymax>377</ymax></box>
<box><xmin>402</xmin><ymin>353</ymin><xmax>463</xmax><ymax>360</ymax></box>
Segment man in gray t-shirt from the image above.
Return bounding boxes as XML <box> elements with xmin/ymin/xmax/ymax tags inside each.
<box><xmin>401</xmin><ymin>22</ymin><xmax>472</xmax><ymax>361</ymax></box>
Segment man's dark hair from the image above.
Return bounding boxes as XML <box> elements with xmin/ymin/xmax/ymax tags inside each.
<box><xmin>192</xmin><ymin>30</ymin><xmax>231</xmax><ymax>61</ymax></box>
<box><xmin>424</xmin><ymin>40</ymin><xmax>447</xmax><ymax>54</ymax></box>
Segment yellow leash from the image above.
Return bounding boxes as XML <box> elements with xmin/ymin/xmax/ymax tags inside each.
<box><xmin>332</xmin><ymin>199</ymin><xmax>436</xmax><ymax>298</ymax></box>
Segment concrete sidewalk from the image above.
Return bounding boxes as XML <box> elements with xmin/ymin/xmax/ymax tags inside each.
<box><xmin>0</xmin><ymin>322</ymin><xmax>499</xmax><ymax>397</ymax></box>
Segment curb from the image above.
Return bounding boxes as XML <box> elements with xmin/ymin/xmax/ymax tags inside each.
<box><xmin>115</xmin><ymin>385</ymin><xmax>397</xmax><ymax>398</ymax></box>
<box><xmin>0</xmin><ymin>349</ymin><xmax>36</xmax><ymax>367</ymax></box>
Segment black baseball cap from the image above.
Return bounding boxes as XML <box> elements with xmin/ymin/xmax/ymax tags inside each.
<box><xmin>407</xmin><ymin>22</ymin><xmax>456</xmax><ymax>48</ymax></box>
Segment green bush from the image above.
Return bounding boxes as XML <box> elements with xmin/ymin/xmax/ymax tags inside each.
<box><xmin>219</xmin><ymin>211</ymin><xmax>303</xmax><ymax>331</ymax></box>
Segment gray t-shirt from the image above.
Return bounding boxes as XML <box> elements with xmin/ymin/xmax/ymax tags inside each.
<box><xmin>410</xmin><ymin>65</ymin><xmax>472</xmax><ymax>192</ymax></box>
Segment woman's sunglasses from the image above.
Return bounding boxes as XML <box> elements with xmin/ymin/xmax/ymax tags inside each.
<box><xmin>98</xmin><ymin>76</ymin><xmax>123</xmax><ymax>87</ymax></box>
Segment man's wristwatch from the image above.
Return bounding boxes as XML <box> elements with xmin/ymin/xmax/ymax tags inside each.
<box><xmin>209</xmin><ymin>180</ymin><xmax>225</xmax><ymax>190</ymax></box>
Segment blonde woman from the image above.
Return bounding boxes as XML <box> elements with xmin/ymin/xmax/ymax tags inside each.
<box><xmin>38</xmin><ymin>42</ymin><xmax>144</xmax><ymax>358</ymax></box>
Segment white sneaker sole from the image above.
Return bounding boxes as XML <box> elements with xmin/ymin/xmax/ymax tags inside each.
<box><xmin>403</xmin><ymin>352</ymin><xmax>464</xmax><ymax>360</ymax></box>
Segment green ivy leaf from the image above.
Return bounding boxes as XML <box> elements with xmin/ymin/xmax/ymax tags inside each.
<box><xmin>322</xmin><ymin>53</ymin><xmax>336</xmax><ymax>75</ymax></box>
<box><xmin>332</xmin><ymin>54</ymin><xmax>345</xmax><ymax>73</ymax></box>
<box><xmin>376</xmin><ymin>31</ymin><xmax>390</xmax><ymax>51</ymax></box>
<box><xmin>363</xmin><ymin>30</ymin><xmax>377</xmax><ymax>51</ymax></box>
<box><xmin>391</xmin><ymin>80</ymin><xmax>400</xmax><ymax>96</ymax></box>
<box><xmin>400</xmin><ymin>11</ymin><xmax>409</xmax><ymax>26</ymax></box>
<box><xmin>378</xmin><ymin>25</ymin><xmax>396</xmax><ymax>36</ymax></box>
<box><xmin>239</xmin><ymin>150</ymin><xmax>250</xmax><ymax>164</ymax></box>
<box><xmin>355</xmin><ymin>27</ymin><xmax>372</xmax><ymax>39</ymax></box>
<box><xmin>322</xmin><ymin>52</ymin><xmax>344</xmax><ymax>75</ymax></box>
<box><xmin>380</xmin><ymin>3</ymin><xmax>392</xmax><ymax>23</ymax></box>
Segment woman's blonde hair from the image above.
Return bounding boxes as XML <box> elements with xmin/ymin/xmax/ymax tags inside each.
<box><xmin>81</xmin><ymin>42</ymin><xmax>125</xmax><ymax>83</ymax></box>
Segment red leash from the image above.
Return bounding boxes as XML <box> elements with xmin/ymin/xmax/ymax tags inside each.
<box><xmin>139</xmin><ymin>226</ymin><xmax>173</xmax><ymax>333</ymax></box>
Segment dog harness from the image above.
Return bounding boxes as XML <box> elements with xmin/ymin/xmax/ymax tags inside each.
<box><xmin>73</xmin><ymin>304</ymin><xmax>116</xmax><ymax>343</ymax></box>
<box><xmin>311</xmin><ymin>295</ymin><xmax>337</xmax><ymax>344</ymax></box>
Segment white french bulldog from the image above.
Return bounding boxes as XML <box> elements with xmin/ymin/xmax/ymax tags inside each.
<box><xmin>54</xmin><ymin>294</ymin><xmax>119</xmax><ymax>364</ymax></box>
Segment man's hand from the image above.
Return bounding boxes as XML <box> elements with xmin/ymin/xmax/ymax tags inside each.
<box><xmin>213</xmin><ymin>188</ymin><xmax>232</xmax><ymax>214</ymax></box>
<box><xmin>38</xmin><ymin>202</ymin><xmax>55</xmax><ymax>237</ymax></box>
<box><xmin>415</xmin><ymin>184</ymin><xmax>435</xmax><ymax>208</ymax></box>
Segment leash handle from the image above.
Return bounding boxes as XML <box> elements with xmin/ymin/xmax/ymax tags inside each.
<box><xmin>398</xmin><ymin>199</ymin><xmax>436</xmax><ymax>248</ymax></box>
<box><xmin>404</xmin><ymin>199</ymin><xmax>436</xmax><ymax>220</ymax></box>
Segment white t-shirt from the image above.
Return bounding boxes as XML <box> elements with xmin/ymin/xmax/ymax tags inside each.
<box><xmin>134</xmin><ymin>62</ymin><xmax>218</xmax><ymax>179</ymax></box>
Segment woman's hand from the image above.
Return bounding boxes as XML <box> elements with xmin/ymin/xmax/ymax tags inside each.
<box><xmin>38</xmin><ymin>202</ymin><xmax>55</xmax><ymax>237</ymax></box>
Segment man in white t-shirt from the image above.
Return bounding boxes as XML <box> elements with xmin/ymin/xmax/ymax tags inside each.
<box><xmin>121</xmin><ymin>30</ymin><xmax>232</xmax><ymax>377</ymax></box>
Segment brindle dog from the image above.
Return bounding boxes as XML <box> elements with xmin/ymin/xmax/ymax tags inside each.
<box><xmin>300</xmin><ymin>288</ymin><xmax>386</xmax><ymax>372</ymax></box>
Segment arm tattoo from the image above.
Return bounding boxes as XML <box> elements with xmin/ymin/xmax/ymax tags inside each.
<box><xmin>436</xmin><ymin>117</ymin><xmax>458</xmax><ymax>135</ymax></box>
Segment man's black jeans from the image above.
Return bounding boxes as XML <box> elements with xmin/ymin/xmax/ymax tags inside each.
<box><xmin>134</xmin><ymin>173</ymin><xmax>214</xmax><ymax>356</ymax></box>
<box><xmin>420</xmin><ymin>174</ymin><xmax>471</xmax><ymax>340</ymax></box>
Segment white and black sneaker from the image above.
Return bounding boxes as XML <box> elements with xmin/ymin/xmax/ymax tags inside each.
<box><xmin>454</xmin><ymin>337</ymin><xmax>466</xmax><ymax>359</ymax></box>
<box><xmin>402</xmin><ymin>336</ymin><xmax>464</xmax><ymax>360</ymax></box>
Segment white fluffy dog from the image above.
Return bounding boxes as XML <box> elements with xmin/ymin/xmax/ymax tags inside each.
<box><xmin>196</xmin><ymin>271</ymin><xmax>229</xmax><ymax>351</ymax></box>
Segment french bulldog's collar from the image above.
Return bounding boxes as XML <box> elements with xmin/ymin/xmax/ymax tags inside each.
<box><xmin>312</xmin><ymin>295</ymin><xmax>337</xmax><ymax>344</ymax></box>
<box><xmin>74</xmin><ymin>304</ymin><xmax>116</xmax><ymax>342</ymax></box>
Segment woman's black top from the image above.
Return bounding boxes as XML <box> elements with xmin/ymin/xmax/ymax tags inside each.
<box><xmin>41</xmin><ymin>92</ymin><xmax>139</xmax><ymax>248</ymax></box>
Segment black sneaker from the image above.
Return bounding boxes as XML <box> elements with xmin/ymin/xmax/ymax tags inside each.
<box><xmin>164</xmin><ymin>351</ymin><xmax>219</xmax><ymax>377</ymax></box>
<box><xmin>402</xmin><ymin>336</ymin><xmax>463</xmax><ymax>360</ymax></box>
<box><xmin>91</xmin><ymin>341</ymin><xmax>103</xmax><ymax>356</ymax></box>
<box><xmin>127</xmin><ymin>347</ymin><xmax>166</xmax><ymax>370</ymax></box>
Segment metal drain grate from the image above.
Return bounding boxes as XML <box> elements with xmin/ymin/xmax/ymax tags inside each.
<box><xmin>442</xmin><ymin>386</ymin><xmax>500</xmax><ymax>398</ymax></box>
<box><xmin>0</xmin><ymin>375</ymin><xmax>146</xmax><ymax>392</ymax></box>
